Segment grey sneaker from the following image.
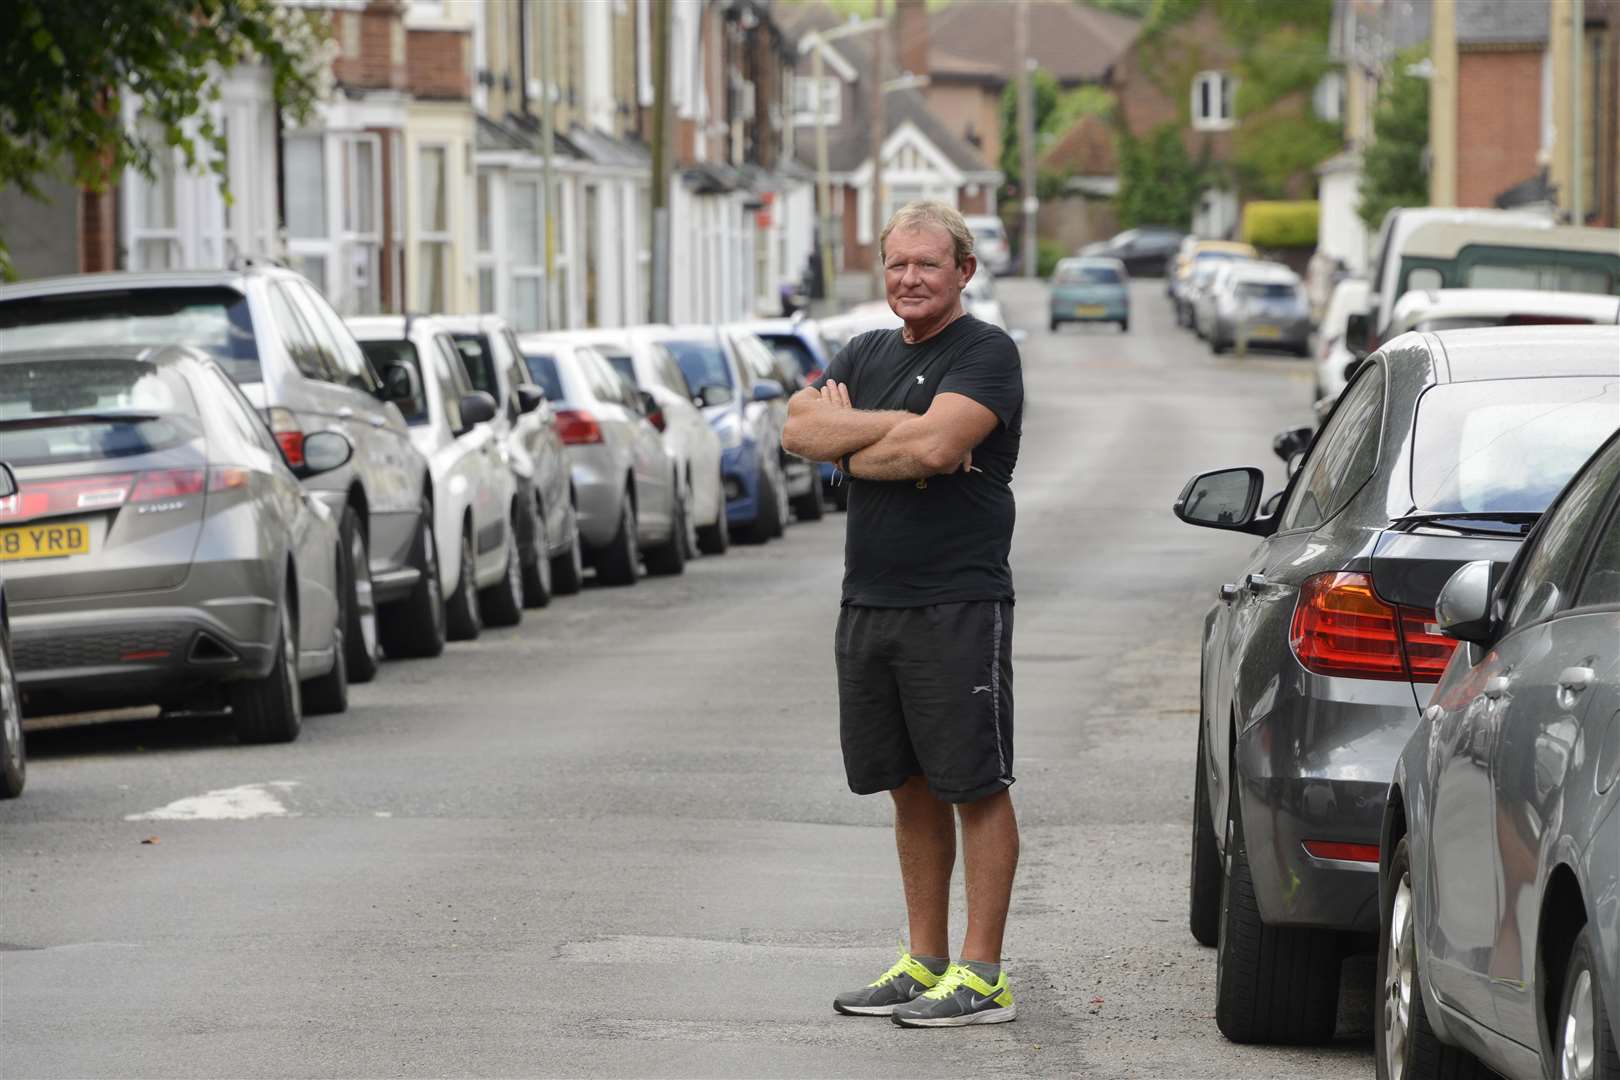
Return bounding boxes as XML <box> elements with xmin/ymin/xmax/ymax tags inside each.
<box><xmin>834</xmin><ymin>950</ymin><xmax>946</xmax><ymax>1016</ymax></box>
<box><xmin>891</xmin><ymin>962</ymin><xmax>1016</xmax><ymax>1027</ymax></box>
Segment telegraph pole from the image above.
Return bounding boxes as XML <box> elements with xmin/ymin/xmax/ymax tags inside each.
<box><xmin>539</xmin><ymin>0</ymin><xmax>558</xmax><ymax>326</ymax></box>
<box><xmin>869</xmin><ymin>0</ymin><xmax>886</xmax><ymax>299</ymax></box>
<box><xmin>813</xmin><ymin>41</ymin><xmax>837</xmax><ymax>315</ymax></box>
<box><xmin>650</xmin><ymin>0</ymin><xmax>671</xmax><ymax>322</ymax></box>
<box><xmin>1017</xmin><ymin>0</ymin><xmax>1036</xmax><ymax>279</ymax></box>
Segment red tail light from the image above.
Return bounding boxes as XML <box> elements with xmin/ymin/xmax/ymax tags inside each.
<box><xmin>266</xmin><ymin>407</ymin><xmax>304</xmax><ymax>467</ymax></box>
<box><xmin>1303</xmin><ymin>840</ymin><xmax>1379</xmax><ymax>863</ymax></box>
<box><xmin>130</xmin><ymin>469</ymin><xmax>205</xmax><ymax>502</ymax></box>
<box><xmin>806</xmin><ymin>367</ymin><xmax>824</xmax><ymax>384</ymax></box>
<box><xmin>1290</xmin><ymin>572</ymin><xmax>1459</xmax><ymax>683</ymax></box>
<box><xmin>555</xmin><ymin>409</ymin><xmax>603</xmax><ymax>445</ymax></box>
<box><xmin>0</xmin><ymin>474</ymin><xmax>134</xmax><ymax>521</ymax></box>
<box><xmin>647</xmin><ymin>409</ymin><xmax>666</xmax><ymax>433</ymax></box>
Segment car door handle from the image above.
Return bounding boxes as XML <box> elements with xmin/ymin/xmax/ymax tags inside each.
<box><xmin>1483</xmin><ymin>675</ymin><xmax>1511</xmax><ymax>700</ymax></box>
<box><xmin>1559</xmin><ymin>667</ymin><xmax>1594</xmax><ymax>692</ymax></box>
<box><xmin>369</xmin><ymin>414</ymin><xmax>385</xmax><ymax>428</ymax></box>
<box><xmin>1218</xmin><ymin>583</ymin><xmax>1239</xmax><ymax>602</ymax></box>
<box><xmin>338</xmin><ymin>406</ymin><xmax>355</xmax><ymax>420</ymax></box>
<box><xmin>1244</xmin><ymin>573</ymin><xmax>1269</xmax><ymax>592</ymax></box>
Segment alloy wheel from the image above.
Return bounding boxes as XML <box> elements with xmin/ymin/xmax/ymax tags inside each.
<box><xmin>1384</xmin><ymin>872</ymin><xmax>1415</xmax><ymax>1080</ymax></box>
<box><xmin>1561</xmin><ymin>969</ymin><xmax>1596</xmax><ymax>1080</ymax></box>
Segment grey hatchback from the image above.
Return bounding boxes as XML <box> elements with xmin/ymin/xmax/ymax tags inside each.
<box><xmin>1174</xmin><ymin>325</ymin><xmax>1620</xmax><ymax>1045</ymax></box>
<box><xmin>1379</xmin><ymin>428</ymin><xmax>1620</xmax><ymax>1080</ymax></box>
<box><xmin>0</xmin><ymin>346</ymin><xmax>355</xmax><ymax>742</ymax></box>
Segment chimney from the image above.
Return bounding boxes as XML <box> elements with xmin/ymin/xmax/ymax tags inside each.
<box><xmin>894</xmin><ymin>0</ymin><xmax>928</xmax><ymax>79</ymax></box>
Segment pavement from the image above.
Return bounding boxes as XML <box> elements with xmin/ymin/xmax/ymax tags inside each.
<box><xmin>0</xmin><ymin>279</ymin><xmax>1374</xmax><ymax>1078</ymax></box>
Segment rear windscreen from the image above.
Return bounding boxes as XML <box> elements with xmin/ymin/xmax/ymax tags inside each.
<box><xmin>1236</xmin><ymin>282</ymin><xmax>1299</xmax><ymax>300</ymax></box>
<box><xmin>1057</xmin><ymin>266</ymin><xmax>1121</xmax><ymax>285</ymax></box>
<box><xmin>0</xmin><ymin>289</ymin><xmax>261</xmax><ymax>383</ymax></box>
<box><xmin>759</xmin><ymin>334</ymin><xmax>820</xmax><ymax>378</ymax></box>
<box><xmin>356</xmin><ymin>341</ymin><xmax>428</xmax><ymax>425</ymax></box>
<box><xmin>0</xmin><ymin>357</ymin><xmax>201</xmax><ymax>466</ymax></box>
<box><xmin>1411</xmin><ymin>377</ymin><xmax>1619</xmax><ymax>513</ymax></box>
<box><xmin>601</xmin><ymin>352</ymin><xmax>638</xmax><ymax>387</ymax></box>
<box><xmin>520</xmin><ymin>352</ymin><xmax>566</xmax><ymax>403</ymax></box>
<box><xmin>663</xmin><ymin>339</ymin><xmax>732</xmax><ymax>394</ymax></box>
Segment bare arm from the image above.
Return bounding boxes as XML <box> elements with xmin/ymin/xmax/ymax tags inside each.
<box><xmin>780</xmin><ymin>384</ymin><xmax>911</xmax><ymax>463</ymax></box>
<box><xmin>846</xmin><ymin>392</ymin><xmax>1000</xmax><ymax>481</ymax></box>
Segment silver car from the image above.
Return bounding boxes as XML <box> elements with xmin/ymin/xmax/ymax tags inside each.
<box><xmin>1175</xmin><ymin>326</ymin><xmax>1620</xmax><ymax>1045</ymax></box>
<box><xmin>1202</xmin><ymin>262</ymin><xmax>1311</xmax><ymax>356</ymax></box>
<box><xmin>515</xmin><ymin>336</ymin><xmax>681</xmax><ymax>585</ymax></box>
<box><xmin>0</xmin><ymin>346</ymin><xmax>354</xmax><ymax>742</ymax></box>
<box><xmin>0</xmin><ymin>461</ymin><xmax>23</xmax><ymax>797</ymax></box>
<box><xmin>1379</xmin><ymin>428</ymin><xmax>1620</xmax><ymax>1080</ymax></box>
<box><xmin>0</xmin><ymin>269</ymin><xmax>439</xmax><ymax>678</ymax></box>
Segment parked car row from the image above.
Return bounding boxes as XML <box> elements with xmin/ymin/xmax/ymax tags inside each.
<box><xmin>1164</xmin><ymin>239</ymin><xmax>1312</xmax><ymax>358</ymax></box>
<box><xmin>1174</xmin><ymin>322</ymin><xmax>1620</xmax><ymax>1079</ymax></box>
<box><xmin>0</xmin><ymin>264</ymin><xmax>844</xmax><ymax>797</ymax></box>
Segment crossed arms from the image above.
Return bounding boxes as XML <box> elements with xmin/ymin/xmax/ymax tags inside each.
<box><xmin>779</xmin><ymin>380</ymin><xmax>999</xmax><ymax>482</ymax></box>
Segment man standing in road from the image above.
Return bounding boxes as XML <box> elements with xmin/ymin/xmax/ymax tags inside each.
<box><xmin>781</xmin><ymin>201</ymin><xmax>1023</xmax><ymax>1028</ymax></box>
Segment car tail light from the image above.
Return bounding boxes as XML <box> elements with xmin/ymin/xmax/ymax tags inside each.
<box><xmin>1302</xmin><ymin>840</ymin><xmax>1379</xmax><ymax>863</ymax></box>
<box><xmin>0</xmin><ymin>474</ymin><xmax>135</xmax><ymax>521</ymax></box>
<box><xmin>1290</xmin><ymin>572</ymin><xmax>1458</xmax><ymax>683</ymax></box>
<box><xmin>805</xmin><ymin>367</ymin><xmax>824</xmax><ymax>384</ymax></box>
<box><xmin>266</xmin><ymin>406</ymin><xmax>304</xmax><ymax>467</ymax></box>
<box><xmin>555</xmin><ymin>408</ymin><xmax>603</xmax><ymax>445</ymax></box>
<box><xmin>130</xmin><ymin>469</ymin><xmax>206</xmax><ymax>502</ymax></box>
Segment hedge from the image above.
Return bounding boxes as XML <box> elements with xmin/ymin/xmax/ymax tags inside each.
<box><xmin>1241</xmin><ymin>201</ymin><xmax>1319</xmax><ymax>249</ymax></box>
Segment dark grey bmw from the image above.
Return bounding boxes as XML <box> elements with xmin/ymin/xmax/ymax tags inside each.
<box><xmin>1174</xmin><ymin>325</ymin><xmax>1620</xmax><ymax>1045</ymax></box>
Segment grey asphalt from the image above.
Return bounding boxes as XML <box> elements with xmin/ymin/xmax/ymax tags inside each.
<box><xmin>0</xmin><ymin>280</ymin><xmax>1373</xmax><ymax>1079</ymax></box>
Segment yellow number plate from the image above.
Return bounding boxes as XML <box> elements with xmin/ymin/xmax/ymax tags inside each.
<box><xmin>1248</xmin><ymin>324</ymin><xmax>1282</xmax><ymax>339</ymax></box>
<box><xmin>1076</xmin><ymin>305</ymin><xmax>1107</xmax><ymax>317</ymax></box>
<box><xmin>0</xmin><ymin>521</ymin><xmax>92</xmax><ymax>561</ymax></box>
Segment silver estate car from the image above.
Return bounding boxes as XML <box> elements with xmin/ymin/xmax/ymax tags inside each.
<box><xmin>1379</xmin><ymin>428</ymin><xmax>1620</xmax><ymax>1080</ymax></box>
<box><xmin>0</xmin><ymin>346</ymin><xmax>355</xmax><ymax>742</ymax></box>
<box><xmin>1175</xmin><ymin>326</ymin><xmax>1620</xmax><ymax>1045</ymax></box>
<box><xmin>516</xmin><ymin>336</ymin><xmax>682</xmax><ymax>585</ymax></box>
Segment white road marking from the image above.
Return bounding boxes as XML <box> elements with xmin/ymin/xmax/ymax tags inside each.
<box><xmin>124</xmin><ymin>781</ymin><xmax>300</xmax><ymax>822</ymax></box>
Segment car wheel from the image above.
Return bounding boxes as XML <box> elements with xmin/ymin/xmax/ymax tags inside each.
<box><xmin>232</xmin><ymin>590</ymin><xmax>302</xmax><ymax>744</ymax></box>
<box><xmin>1554</xmin><ymin>925</ymin><xmax>1620</xmax><ymax>1080</ymax></box>
<box><xmin>0</xmin><ymin>620</ymin><xmax>25</xmax><ymax>799</ymax></box>
<box><xmin>769</xmin><ymin>462</ymin><xmax>789</xmax><ymax>537</ymax></box>
<box><xmin>643</xmin><ymin>483</ymin><xmax>688</xmax><ymax>577</ymax></box>
<box><xmin>697</xmin><ymin>474</ymin><xmax>730</xmax><ymax>555</ymax></box>
<box><xmin>1375</xmin><ymin>835</ymin><xmax>1492</xmax><ymax>1079</ymax></box>
<box><xmin>479</xmin><ymin>519</ymin><xmax>524</xmax><ymax>627</ymax></box>
<box><xmin>1215</xmin><ymin>796</ymin><xmax>1341</xmax><ymax>1044</ymax></box>
<box><xmin>1049</xmin><ymin>317</ymin><xmax>1060</xmax><ymax>333</ymax></box>
<box><xmin>550</xmin><ymin>507</ymin><xmax>585</xmax><ymax>595</ymax></box>
<box><xmin>792</xmin><ymin>473</ymin><xmax>825</xmax><ymax>521</ymax></box>
<box><xmin>1120</xmin><ymin>319</ymin><xmax>1130</xmax><ymax>333</ymax></box>
<box><xmin>1188</xmin><ymin>723</ymin><xmax>1221</xmax><ymax>947</ymax></box>
<box><xmin>338</xmin><ymin>506</ymin><xmax>379</xmax><ymax>685</ymax></box>
<box><xmin>1211</xmin><ymin>337</ymin><xmax>1229</xmax><ymax>355</ymax></box>
<box><xmin>520</xmin><ymin>488</ymin><xmax>553</xmax><ymax>609</ymax></box>
<box><xmin>379</xmin><ymin>498</ymin><xmax>447</xmax><ymax>660</ymax></box>
<box><xmin>301</xmin><ymin>556</ymin><xmax>349</xmax><ymax>717</ymax></box>
<box><xmin>594</xmin><ymin>490</ymin><xmax>640</xmax><ymax>586</ymax></box>
<box><xmin>445</xmin><ymin>524</ymin><xmax>482</xmax><ymax>640</ymax></box>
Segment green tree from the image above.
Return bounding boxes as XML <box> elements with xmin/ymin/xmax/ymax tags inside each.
<box><xmin>0</xmin><ymin>0</ymin><xmax>330</xmax><ymax>276</ymax></box>
<box><xmin>998</xmin><ymin>68</ymin><xmax>1061</xmax><ymax>191</ymax></box>
<box><xmin>1116</xmin><ymin>124</ymin><xmax>1204</xmax><ymax>229</ymax></box>
<box><xmin>1358</xmin><ymin>48</ymin><xmax>1429</xmax><ymax>229</ymax></box>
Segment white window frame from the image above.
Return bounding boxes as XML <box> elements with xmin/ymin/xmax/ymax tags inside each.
<box><xmin>416</xmin><ymin>142</ymin><xmax>453</xmax><ymax>312</ymax></box>
<box><xmin>1191</xmin><ymin>70</ymin><xmax>1236</xmax><ymax>132</ymax></box>
<box><xmin>508</xmin><ymin>173</ymin><xmax>549</xmax><ymax>332</ymax></box>
<box><xmin>792</xmin><ymin>75</ymin><xmax>840</xmax><ymax>127</ymax></box>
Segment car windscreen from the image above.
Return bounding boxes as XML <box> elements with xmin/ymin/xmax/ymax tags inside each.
<box><xmin>519</xmin><ymin>352</ymin><xmax>566</xmax><ymax>403</ymax></box>
<box><xmin>1410</xmin><ymin>377</ymin><xmax>1619</xmax><ymax>514</ymax></box>
<box><xmin>972</xmin><ymin>226</ymin><xmax>1005</xmax><ymax>243</ymax></box>
<box><xmin>0</xmin><ymin>356</ymin><xmax>201</xmax><ymax>467</ymax></box>
<box><xmin>356</xmin><ymin>341</ymin><xmax>429</xmax><ymax>425</ymax></box>
<box><xmin>1464</xmin><ymin>261</ymin><xmax>1614</xmax><ymax>294</ymax></box>
<box><xmin>1056</xmin><ymin>265</ymin><xmax>1121</xmax><ymax>285</ymax></box>
<box><xmin>1236</xmin><ymin>282</ymin><xmax>1299</xmax><ymax>300</ymax></box>
<box><xmin>759</xmin><ymin>334</ymin><xmax>820</xmax><ymax>379</ymax></box>
<box><xmin>662</xmin><ymin>339</ymin><xmax>733</xmax><ymax>393</ymax></box>
<box><xmin>600</xmin><ymin>351</ymin><xmax>639</xmax><ymax>387</ymax></box>
<box><xmin>449</xmin><ymin>333</ymin><xmax>499</xmax><ymax>397</ymax></box>
<box><xmin>0</xmin><ymin>289</ymin><xmax>261</xmax><ymax>383</ymax></box>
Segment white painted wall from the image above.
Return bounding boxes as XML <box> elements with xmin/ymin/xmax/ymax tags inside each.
<box><xmin>1318</xmin><ymin>168</ymin><xmax>1369</xmax><ymax>274</ymax></box>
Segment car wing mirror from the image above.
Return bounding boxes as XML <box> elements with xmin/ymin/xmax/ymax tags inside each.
<box><xmin>457</xmin><ymin>391</ymin><xmax>498</xmax><ymax>433</ymax></box>
<box><xmin>296</xmin><ymin>431</ymin><xmax>353</xmax><ymax>478</ymax></box>
<box><xmin>1344</xmin><ymin>312</ymin><xmax>1372</xmax><ymax>360</ymax></box>
<box><xmin>699</xmin><ymin>384</ymin><xmax>734</xmax><ymax>408</ymax></box>
<box><xmin>1272</xmin><ymin>425</ymin><xmax>1314</xmax><ymax>463</ymax></box>
<box><xmin>751</xmin><ymin>378</ymin><xmax>784</xmax><ymax>403</ymax></box>
<box><xmin>380</xmin><ymin>361</ymin><xmax>423</xmax><ymax>406</ymax></box>
<box><xmin>515</xmin><ymin>384</ymin><xmax>545</xmax><ymax>414</ymax></box>
<box><xmin>1173</xmin><ymin>467</ymin><xmax>1266</xmax><ymax>532</ymax></box>
<box><xmin>1436</xmin><ymin>560</ymin><xmax>1497</xmax><ymax>645</ymax></box>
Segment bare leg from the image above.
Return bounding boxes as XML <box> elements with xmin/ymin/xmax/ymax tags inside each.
<box><xmin>957</xmin><ymin>789</ymin><xmax>1019</xmax><ymax>964</ymax></box>
<box><xmin>891</xmin><ymin>775</ymin><xmax>956</xmax><ymax>958</ymax></box>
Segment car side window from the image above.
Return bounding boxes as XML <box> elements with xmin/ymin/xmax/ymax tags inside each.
<box><xmin>428</xmin><ymin>338</ymin><xmax>464</xmax><ymax>432</ymax></box>
<box><xmin>295</xmin><ymin>281</ymin><xmax>380</xmax><ymax>394</ymax></box>
<box><xmin>1505</xmin><ymin>447</ymin><xmax>1620</xmax><ymax>628</ymax></box>
<box><xmin>267</xmin><ymin>283</ymin><xmax>334</xmax><ymax>382</ymax></box>
<box><xmin>1281</xmin><ymin>363</ymin><xmax>1385</xmax><ymax>531</ymax></box>
<box><xmin>657</xmin><ymin>347</ymin><xmax>692</xmax><ymax>398</ymax></box>
<box><xmin>582</xmin><ymin>350</ymin><xmax>624</xmax><ymax>404</ymax></box>
<box><xmin>1575</xmin><ymin>497</ymin><xmax>1620</xmax><ymax>608</ymax></box>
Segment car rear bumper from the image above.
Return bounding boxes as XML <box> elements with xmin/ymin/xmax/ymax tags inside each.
<box><xmin>1234</xmin><ymin>677</ymin><xmax>1421</xmax><ymax>933</ymax></box>
<box><xmin>568</xmin><ymin>446</ymin><xmax>624</xmax><ymax>549</ymax></box>
<box><xmin>1217</xmin><ymin>316</ymin><xmax>1311</xmax><ymax>350</ymax></box>
<box><xmin>1051</xmin><ymin>292</ymin><xmax>1129</xmax><ymax>322</ymax></box>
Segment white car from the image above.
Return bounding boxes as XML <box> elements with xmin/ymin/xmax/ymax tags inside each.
<box><xmin>348</xmin><ymin>316</ymin><xmax>522</xmax><ymax>640</ymax></box>
<box><xmin>554</xmin><ymin>327</ymin><xmax>726</xmax><ymax>556</ymax></box>
<box><xmin>965</xmin><ymin>215</ymin><xmax>1013</xmax><ymax>276</ymax></box>
<box><xmin>1311</xmin><ymin>277</ymin><xmax>1370</xmax><ymax>416</ymax></box>
<box><xmin>963</xmin><ymin>273</ymin><xmax>1008</xmax><ymax>331</ymax></box>
<box><xmin>1384</xmin><ymin>287</ymin><xmax>1620</xmax><ymax>337</ymax></box>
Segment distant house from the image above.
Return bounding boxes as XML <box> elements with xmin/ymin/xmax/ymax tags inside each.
<box><xmin>1035</xmin><ymin>115</ymin><xmax>1120</xmax><ymax>253</ymax></box>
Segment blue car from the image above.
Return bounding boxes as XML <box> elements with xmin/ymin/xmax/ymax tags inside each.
<box><xmin>1049</xmin><ymin>257</ymin><xmax>1130</xmax><ymax>333</ymax></box>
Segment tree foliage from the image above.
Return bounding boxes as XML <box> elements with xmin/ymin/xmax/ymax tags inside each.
<box><xmin>1358</xmin><ymin>47</ymin><xmax>1429</xmax><ymax>230</ymax></box>
<box><xmin>1230</xmin><ymin>18</ymin><xmax>1341</xmax><ymax>198</ymax></box>
<box><xmin>0</xmin><ymin>0</ymin><xmax>330</xmax><ymax>275</ymax></box>
<box><xmin>1116</xmin><ymin>124</ymin><xmax>1204</xmax><ymax>229</ymax></box>
<box><xmin>999</xmin><ymin>71</ymin><xmax>1116</xmax><ymax>196</ymax></box>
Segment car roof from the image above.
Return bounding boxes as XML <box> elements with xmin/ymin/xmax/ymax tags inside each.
<box><xmin>431</xmin><ymin>313</ymin><xmax>514</xmax><ymax>335</ymax></box>
<box><xmin>345</xmin><ymin>315</ymin><xmax>455</xmax><ymax>342</ymax></box>
<box><xmin>1228</xmin><ymin>262</ymin><xmax>1300</xmax><ymax>283</ymax></box>
<box><xmin>1191</xmin><ymin>240</ymin><xmax>1257</xmax><ymax>256</ymax></box>
<box><xmin>1391</xmin><ymin>289</ymin><xmax>1620</xmax><ymax>324</ymax></box>
<box><xmin>1061</xmin><ymin>256</ymin><xmax>1126</xmax><ymax>269</ymax></box>
<box><xmin>1422</xmin><ymin>325</ymin><xmax>1620</xmax><ymax>382</ymax></box>
<box><xmin>0</xmin><ymin>267</ymin><xmax>300</xmax><ymax>302</ymax></box>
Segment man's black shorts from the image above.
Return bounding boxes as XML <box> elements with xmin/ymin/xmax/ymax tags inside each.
<box><xmin>834</xmin><ymin>600</ymin><xmax>1014</xmax><ymax>803</ymax></box>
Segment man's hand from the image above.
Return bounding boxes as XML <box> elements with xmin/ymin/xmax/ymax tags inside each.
<box><xmin>823</xmin><ymin>380</ymin><xmax>853</xmax><ymax>409</ymax></box>
<box><xmin>844</xmin><ymin>393</ymin><xmax>998</xmax><ymax>482</ymax></box>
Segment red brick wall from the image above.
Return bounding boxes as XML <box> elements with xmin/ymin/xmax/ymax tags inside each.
<box><xmin>1456</xmin><ymin>49</ymin><xmax>1544</xmax><ymax>208</ymax></box>
<box><xmin>406</xmin><ymin>29</ymin><xmax>470</xmax><ymax>101</ymax></box>
<box><xmin>958</xmin><ymin>187</ymin><xmax>992</xmax><ymax>215</ymax></box>
<box><xmin>332</xmin><ymin>4</ymin><xmax>406</xmax><ymax>93</ymax></box>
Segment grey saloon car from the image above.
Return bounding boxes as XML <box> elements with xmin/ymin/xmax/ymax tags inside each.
<box><xmin>1379</xmin><ymin>428</ymin><xmax>1620</xmax><ymax>1080</ymax></box>
<box><xmin>1174</xmin><ymin>325</ymin><xmax>1620</xmax><ymax>1045</ymax></box>
<box><xmin>0</xmin><ymin>346</ymin><xmax>355</xmax><ymax>741</ymax></box>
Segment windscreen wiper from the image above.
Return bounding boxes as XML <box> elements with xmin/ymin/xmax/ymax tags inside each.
<box><xmin>1392</xmin><ymin>510</ymin><xmax>1540</xmax><ymax>536</ymax></box>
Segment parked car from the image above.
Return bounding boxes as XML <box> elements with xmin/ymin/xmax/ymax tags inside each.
<box><xmin>1173</xmin><ymin>241</ymin><xmax>1258</xmax><ymax>326</ymax></box>
<box><xmin>0</xmin><ymin>461</ymin><xmax>24</xmax><ymax>798</ymax></box>
<box><xmin>558</xmin><ymin>327</ymin><xmax>727</xmax><ymax>554</ymax></box>
<box><xmin>1202</xmin><ymin>262</ymin><xmax>1311</xmax><ymax>356</ymax></box>
<box><xmin>736</xmin><ymin>318</ymin><xmax>843</xmax><ymax>513</ymax></box>
<box><xmin>1174</xmin><ymin>325</ymin><xmax>1620</xmax><ymax>1045</ymax></box>
<box><xmin>965</xmin><ymin>214</ymin><xmax>1013</xmax><ymax>276</ymax></box>
<box><xmin>348</xmin><ymin>317</ymin><xmax>523</xmax><ymax>641</ymax></box>
<box><xmin>1168</xmin><ymin>234</ymin><xmax>1201</xmax><ymax>301</ymax></box>
<box><xmin>436</xmin><ymin>314</ymin><xmax>583</xmax><ymax>603</ymax></box>
<box><xmin>1049</xmin><ymin>256</ymin><xmax>1129</xmax><ymax>332</ymax></box>
<box><xmin>962</xmin><ymin>272</ymin><xmax>1008</xmax><ymax>332</ymax></box>
<box><xmin>651</xmin><ymin>326</ymin><xmax>790</xmax><ymax>544</ymax></box>
<box><xmin>817</xmin><ymin>303</ymin><xmax>902</xmax><ymax>353</ymax></box>
<box><xmin>1384</xmin><ymin>287</ymin><xmax>1620</xmax><ymax>338</ymax></box>
<box><xmin>0</xmin><ymin>345</ymin><xmax>358</xmax><ymax>740</ymax></box>
<box><xmin>1379</xmin><ymin>427</ymin><xmax>1620</xmax><ymax>1080</ymax></box>
<box><xmin>721</xmin><ymin>325</ymin><xmax>820</xmax><ymax>522</ymax></box>
<box><xmin>1190</xmin><ymin>261</ymin><xmax>1239</xmax><ymax>341</ymax></box>
<box><xmin>516</xmin><ymin>335</ymin><xmax>683</xmax><ymax>583</ymax></box>
<box><xmin>1312</xmin><ymin>277</ymin><xmax>1371</xmax><ymax>414</ymax></box>
<box><xmin>0</xmin><ymin>268</ymin><xmax>439</xmax><ymax>677</ymax></box>
<box><xmin>1081</xmin><ymin>226</ymin><xmax>1186</xmax><ymax>277</ymax></box>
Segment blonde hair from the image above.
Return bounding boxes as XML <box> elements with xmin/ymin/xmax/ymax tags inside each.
<box><xmin>879</xmin><ymin>200</ymin><xmax>976</xmax><ymax>268</ymax></box>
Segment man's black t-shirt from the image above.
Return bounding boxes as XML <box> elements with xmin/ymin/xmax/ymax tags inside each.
<box><xmin>814</xmin><ymin>314</ymin><xmax>1022</xmax><ymax>608</ymax></box>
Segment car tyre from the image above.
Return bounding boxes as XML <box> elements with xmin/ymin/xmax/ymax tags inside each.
<box><xmin>479</xmin><ymin>520</ymin><xmax>524</xmax><ymax>627</ymax></box>
<box><xmin>549</xmin><ymin>506</ymin><xmax>585</xmax><ymax>596</ymax></box>
<box><xmin>1189</xmin><ymin>723</ymin><xmax>1222</xmax><ymax>947</ymax></box>
<box><xmin>1554</xmin><ymin>925</ymin><xmax>1620</xmax><ymax>1080</ymax></box>
<box><xmin>1375</xmin><ymin>835</ymin><xmax>1492</xmax><ymax>1079</ymax></box>
<box><xmin>1049</xmin><ymin>317</ymin><xmax>1060</xmax><ymax>333</ymax></box>
<box><xmin>445</xmin><ymin>525</ymin><xmax>482</xmax><ymax>640</ymax></box>
<box><xmin>338</xmin><ymin>506</ymin><xmax>379</xmax><ymax>684</ymax></box>
<box><xmin>644</xmin><ymin>484</ymin><xmax>688</xmax><ymax>576</ymax></box>
<box><xmin>0</xmin><ymin>620</ymin><xmax>26</xmax><ymax>799</ymax></box>
<box><xmin>301</xmin><ymin>616</ymin><xmax>348</xmax><ymax>717</ymax></box>
<box><xmin>697</xmin><ymin>477</ymin><xmax>730</xmax><ymax>555</ymax></box>
<box><xmin>792</xmin><ymin>476</ymin><xmax>824</xmax><ymax>522</ymax></box>
<box><xmin>1211</xmin><ymin>336</ymin><xmax>1229</xmax><ymax>355</ymax></box>
<box><xmin>379</xmin><ymin>499</ymin><xmax>447</xmax><ymax>660</ymax></box>
<box><xmin>1119</xmin><ymin>319</ymin><xmax>1130</xmax><ymax>333</ymax></box>
<box><xmin>520</xmin><ymin>488</ymin><xmax>553</xmax><ymax>609</ymax></box>
<box><xmin>1215</xmin><ymin>796</ymin><xmax>1341</xmax><ymax>1045</ymax></box>
<box><xmin>595</xmin><ymin>491</ymin><xmax>640</xmax><ymax>586</ymax></box>
<box><xmin>232</xmin><ymin>591</ymin><xmax>302</xmax><ymax>745</ymax></box>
